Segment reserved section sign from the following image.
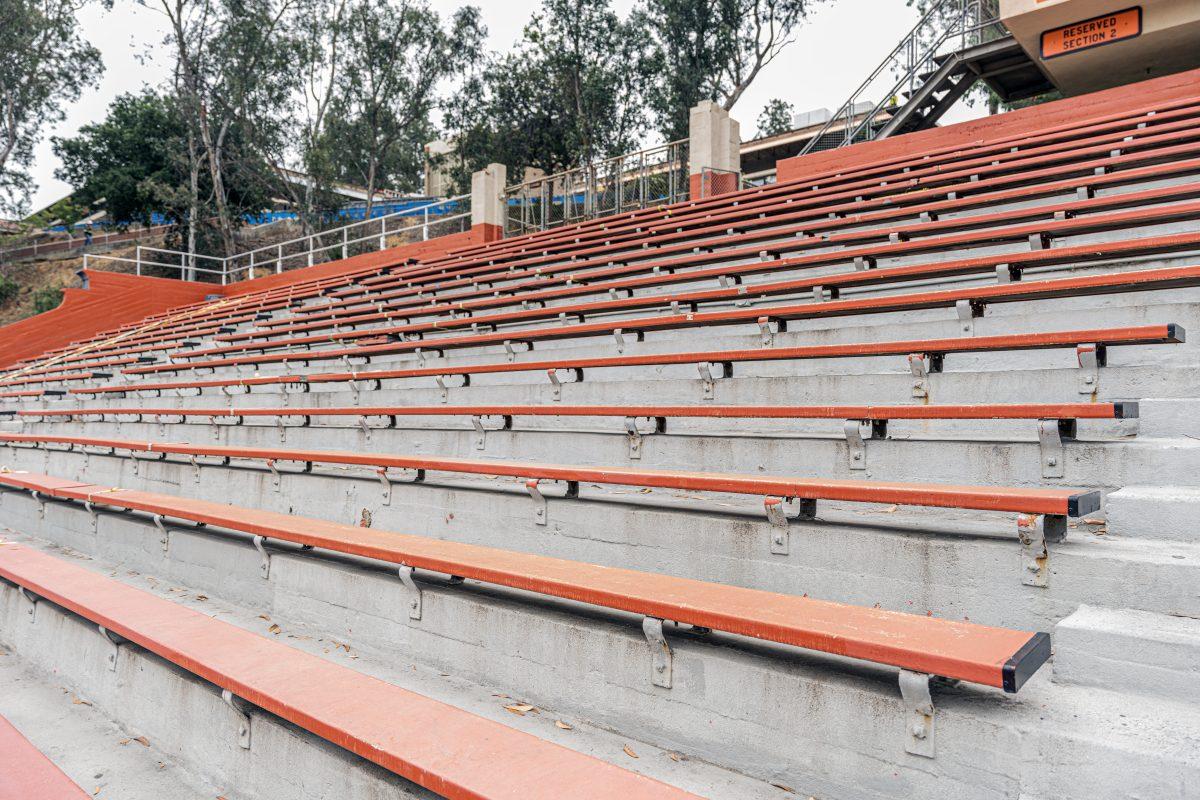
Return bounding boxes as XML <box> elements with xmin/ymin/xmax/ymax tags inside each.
<box><xmin>1041</xmin><ymin>7</ymin><xmax>1142</xmax><ymax>59</ymax></box>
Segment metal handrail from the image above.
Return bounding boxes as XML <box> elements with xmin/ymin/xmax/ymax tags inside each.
<box><xmin>798</xmin><ymin>0</ymin><xmax>1003</xmax><ymax>157</ymax></box>
<box><xmin>504</xmin><ymin>140</ymin><xmax>689</xmax><ymax>236</ymax></box>
<box><xmin>130</xmin><ymin>193</ymin><xmax>471</xmax><ymax>284</ymax></box>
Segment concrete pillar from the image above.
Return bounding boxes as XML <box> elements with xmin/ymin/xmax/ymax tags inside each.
<box><xmin>688</xmin><ymin>100</ymin><xmax>741</xmax><ymax>198</ymax></box>
<box><xmin>423</xmin><ymin>139</ymin><xmax>456</xmax><ymax>197</ymax></box>
<box><xmin>470</xmin><ymin>163</ymin><xmax>507</xmax><ymax>241</ymax></box>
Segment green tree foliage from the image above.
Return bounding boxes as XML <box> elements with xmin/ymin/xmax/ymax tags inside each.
<box><xmin>51</xmin><ymin>89</ymin><xmax>272</xmax><ymax>256</ymax></box>
<box><xmin>323</xmin><ymin>1</ymin><xmax>484</xmax><ymax>216</ymax></box>
<box><xmin>31</xmin><ymin>284</ymin><xmax>62</xmax><ymax>314</ymax></box>
<box><xmin>53</xmin><ymin>91</ymin><xmax>184</xmax><ymax>226</ymax></box>
<box><xmin>449</xmin><ymin>0</ymin><xmax>650</xmax><ymax>181</ymax></box>
<box><xmin>755</xmin><ymin>97</ymin><xmax>794</xmax><ymax>137</ymax></box>
<box><xmin>0</xmin><ymin>0</ymin><xmax>109</xmax><ymax>215</ymax></box>
<box><xmin>638</xmin><ymin>0</ymin><xmax>826</xmax><ymax>140</ymax></box>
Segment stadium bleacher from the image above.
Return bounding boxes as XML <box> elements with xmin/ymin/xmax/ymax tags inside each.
<box><xmin>2</xmin><ymin>69</ymin><xmax>1200</xmax><ymax>799</ymax></box>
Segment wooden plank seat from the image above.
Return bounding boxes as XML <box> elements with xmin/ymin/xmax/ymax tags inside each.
<box><xmin>0</xmin><ymin>713</ymin><xmax>90</xmax><ymax>800</ymax></box>
<box><xmin>324</xmin><ymin>124</ymin><xmax>1200</xmax><ymax>307</ymax></box>
<box><xmin>0</xmin><ymin>542</ymin><xmax>702</xmax><ymax>799</ymax></box>
<box><xmin>0</xmin><ymin>432</ymin><xmax>1103</xmax><ymax>520</ymax></box>
<box><xmin>352</xmin><ymin>128</ymin><xmax>1200</xmax><ymax>297</ymax></box>
<box><xmin>210</xmin><ymin>227</ymin><xmax>1200</xmax><ymax>354</ymax></box>
<box><xmin>352</xmin><ymin>96</ymin><xmax>1200</xmax><ymax>277</ymax></box>
<box><xmin>257</xmin><ymin>159</ymin><xmax>1200</xmax><ymax>335</ymax></box>
<box><xmin>119</xmin><ymin>265</ymin><xmax>1198</xmax><ymax>376</ymax></box>
<box><xmin>68</xmin><ymin>325</ymin><xmax>1182</xmax><ymax>399</ymax></box>
<box><xmin>306</xmin><ymin>153</ymin><xmax>1200</xmax><ymax>319</ymax></box>
<box><xmin>16</xmin><ymin>401</ymin><xmax>1138</xmax><ymax>426</ymax></box>
<box><xmin>0</xmin><ymin>469</ymin><xmax>1054</xmax><ymax>695</ymax></box>
<box><xmin>183</xmin><ymin>196</ymin><xmax>1200</xmax><ymax>361</ymax></box>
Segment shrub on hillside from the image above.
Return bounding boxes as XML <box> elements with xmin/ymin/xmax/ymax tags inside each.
<box><xmin>0</xmin><ymin>273</ymin><xmax>17</xmax><ymax>304</ymax></box>
<box><xmin>32</xmin><ymin>285</ymin><xmax>62</xmax><ymax>314</ymax></box>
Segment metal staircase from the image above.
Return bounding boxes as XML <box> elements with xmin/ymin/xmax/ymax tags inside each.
<box><xmin>799</xmin><ymin>0</ymin><xmax>1052</xmax><ymax>156</ymax></box>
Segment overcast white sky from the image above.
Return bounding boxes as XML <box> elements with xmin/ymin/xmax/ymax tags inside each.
<box><xmin>28</xmin><ymin>0</ymin><xmax>985</xmax><ymax>212</ymax></box>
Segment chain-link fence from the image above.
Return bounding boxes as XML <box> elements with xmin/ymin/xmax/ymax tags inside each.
<box><xmin>504</xmin><ymin>140</ymin><xmax>690</xmax><ymax>237</ymax></box>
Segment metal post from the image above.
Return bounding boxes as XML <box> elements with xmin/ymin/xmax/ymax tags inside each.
<box><xmin>379</xmin><ymin>216</ymin><xmax>387</xmax><ymax>250</ymax></box>
<box><xmin>277</xmin><ymin>244</ymin><xmax>283</xmax><ymax>274</ymax></box>
<box><xmin>136</xmin><ymin>245</ymin><xmax>142</xmax><ymax>276</ymax></box>
<box><xmin>423</xmin><ymin>207</ymin><xmax>429</xmax><ymax>241</ymax></box>
<box><xmin>308</xmin><ymin>236</ymin><xmax>314</xmax><ymax>268</ymax></box>
<box><xmin>342</xmin><ymin>227</ymin><xmax>348</xmax><ymax>260</ymax></box>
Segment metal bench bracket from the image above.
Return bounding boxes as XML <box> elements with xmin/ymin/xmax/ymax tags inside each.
<box><xmin>845</xmin><ymin>419</ymin><xmax>887</xmax><ymax>470</ymax></box>
<box><xmin>398</xmin><ymin>564</ymin><xmax>422</xmax><ymax>620</ymax></box>
<box><xmin>1018</xmin><ymin>514</ymin><xmax>1067</xmax><ymax>588</ymax></box>
<box><xmin>253</xmin><ymin>535</ymin><xmax>271</xmax><ymax>579</ymax></box>
<box><xmin>1037</xmin><ymin>419</ymin><xmax>1077</xmax><ymax>479</ymax></box>
<box><xmin>643</xmin><ymin>616</ymin><xmax>673</xmax><ymax>688</ymax></box>
<box><xmin>899</xmin><ymin>669</ymin><xmax>935</xmax><ymax>758</ymax></box>
<box><xmin>221</xmin><ymin>689</ymin><xmax>253</xmax><ymax>749</ymax></box>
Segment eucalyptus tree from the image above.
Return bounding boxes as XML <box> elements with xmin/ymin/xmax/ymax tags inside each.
<box><xmin>0</xmin><ymin>0</ymin><xmax>108</xmax><ymax>215</ymax></box>
<box><xmin>325</xmin><ymin>1</ymin><xmax>483</xmax><ymax>218</ymax></box>
<box><xmin>449</xmin><ymin>0</ymin><xmax>652</xmax><ymax>180</ymax></box>
<box><xmin>637</xmin><ymin>0</ymin><xmax>827</xmax><ymax>140</ymax></box>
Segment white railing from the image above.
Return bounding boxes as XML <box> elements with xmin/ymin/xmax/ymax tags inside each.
<box><xmin>504</xmin><ymin>140</ymin><xmax>689</xmax><ymax>236</ymax></box>
<box><xmin>128</xmin><ymin>194</ymin><xmax>471</xmax><ymax>284</ymax></box>
<box><xmin>798</xmin><ymin>0</ymin><xmax>1004</xmax><ymax>156</ymax></box>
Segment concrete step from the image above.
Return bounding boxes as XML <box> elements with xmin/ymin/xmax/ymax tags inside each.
<box><xmin>4</xmin><ymin>521</ymin><xmax>1199</xmax><ymax>800</ymax></box>
<box><xmin>0</xmin><ymin>536</ymin><xmax>788</xmax><ymax>800</ymax></box>
<box><xmin>12</xmin><ymin>417</ymin><xmax>1192</xmax><ymax>491</ymax></box>
<box><xmin>0</xmin><ymin>650</ymin><xmax>218</xmax><ymax>799</ymax></box>
<box><xmin>1105</xmin><ymin>485</ymin><xmax>1200</xmax><ymax>541</ymax></box>
<box><xmin>5</xmin><ymin>462</ymin><xmax>1200</xmax><ymax>641</ymax></box>
<box><xmin>1053</xmin><ymin>605</ymin><xmax>1200</xmax><ymax>704</ymax></box>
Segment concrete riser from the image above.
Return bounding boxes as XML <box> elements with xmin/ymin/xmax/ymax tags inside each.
<box><xmin>0</xmin><ymin>582</ymin><xmax>437</xmax><ymax>800</ymax></box>
<box><xmin>3</xmin><ymin>445</ymin><xmax>1198</xmax><ymax>635</ymax></box>
<box><xmin>2</xmin><ymin>495</ymin><xmax>1197</xmax><ymax>800</ymax></box>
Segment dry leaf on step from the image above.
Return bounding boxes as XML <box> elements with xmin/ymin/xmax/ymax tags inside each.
<box><xmin>622</xmin><ymin>744</ymin><xmax>638</xmax><ymax>759</ymax></box>
<box><xmin>555</xmin><ymin>720</ymin><xmax>573</xmax><ymax>730</ymax></box>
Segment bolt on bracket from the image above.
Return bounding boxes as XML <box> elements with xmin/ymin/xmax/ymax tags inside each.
<box><xmin>221</xmin><ymin>689</ymin><xmax>253</xmax><ymax>750</ymax></box>
<box><xmin>1017</xmin><ymin>514</ymin><xmax>1067</xmax><ymax>588</ymax></box>
<box><xmin>98</xmin><ymin>625</ymin><xmax>127</xmax><ymax>672</ymax></box>
<box><xmin>1037</xmin><ymin>419</ymin><xmax>1077</xmax><ymax>479</ymax></box>
<box><xmin>252</xmin><ymin>535</ymin><xmax>271</xmax><ymax>579</ymax></box>
<box><xmin>642</xmin><ymin>616</ymin><xmax>673</xmax><ymax>688</ymax></box>
<box><xmin>899</xmin><ymin>669</ymin><xmax>936</xmax><ymax>758</ymax></box>
<box><xmin>1076</xmin><ymin>343</ymin><xmax>1105</xmax><ymax>396</ymax></box>
<box><xmin>845</xmin><ymin>419</ymin><xmax>888</xmax><ymax>470</ymax></box>
<box><xmin>764</xmin><ymin>496</ymin><xmax>817</xmax><ymax>555</ymax></box>
<box><xmin>398</xmin><ymin>564</ymin><xmax>422</xmax><ymax>620</ymax></box>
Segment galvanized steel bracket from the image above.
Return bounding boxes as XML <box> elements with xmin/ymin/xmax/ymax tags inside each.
<box><xmin>899</xmin><ymin>669</ymin><xmax>935</xmax><ymax>758</ymax></box>
<box><xmin>221</xmin><ymin>689</ymin><xmax>253</xmax><ymax>750</ymax></box>
<box><xmin>1037</xmin><ymin>419</ymin><xmax>1076</xmax><ymax>479</ymax></box>
<box><xmin>845</xmin><ymin>419</ymin><xmax>887</xmax><ymax>470</ymax></box>
<box><xmin>253</xmin><ymin>535</ymin><xmax>271</xmax><ymax>580</ymax></box>
<box><xmin>643</xmin><ymin>616</ymin><xmax>673</xmax><ymax>688</ymax></box>
<box><xmin>1076</xmin><ymin>343</ymin><xmax>1105</xmax><ymax>396</ymax></box>
<box><xmin>398</xmin><ymin>564</ymin><xmax>422</xmax><ymax>620</ymax></box>
<box><xmin>764</xmin><ymin>496</ymin><xmax>817</xmax><ymax>555</ymax></box>
<box><xmin>98</xmin><ymin>625</ymin><xmax>127</xmax><ymax>672</ymax></box>
<box><xmin>1018</xmin><ymin>514</ymin><xmax>1067</xmax><ymax>588</ymax></box>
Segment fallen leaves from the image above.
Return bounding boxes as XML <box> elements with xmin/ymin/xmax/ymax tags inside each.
<box><xmin>134</xmin><ymin>736</ymin><xmax>150</xmax><ymax>747</ymax></box>
<box><xmin>622</xmin><ymin>744</ymin><xmax>638</xmax><ymax>759</ymax></box>
<box><xmin>71</xmin><ymin>695</ymin><xmax>93</xmax><ymax>706</ymax></box>
<box><xmin>504</xmin><ymin>703</ymin><xmax>536</xmax><ymax>716</ymax></box>
<box><xmin>554</xmin><ymin>720</ymin><xmax>573</xmax><ymax>730</ymax></box>
<box><xmin>268</xmin><ymin>624</ymin><xmax>281</xmax><ymax>635</ymax></box>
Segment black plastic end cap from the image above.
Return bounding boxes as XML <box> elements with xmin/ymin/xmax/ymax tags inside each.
<box><xmin>1003</xmin><ymin>632</ymin><xmax>1052</xmax><ymax>693</ymax></box>
<box><xmin>1167</xmin><ymin>323</ymin><xmax>1186</xmax><ymax>343</ymax></box>
<box><xmin>1113</xmin><ymin>401</ymin><xmax>1139</xmax><ymax>419</ymax></box>
<box><xmin>42</xmin><ymin>390</ymin><xmax>66</xmax><ymax>396</ymax></box>
<box><xmin>1067</xmin><ymin>490</ymin><xmax>1102</xmax><ymax>517</ymax></box>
